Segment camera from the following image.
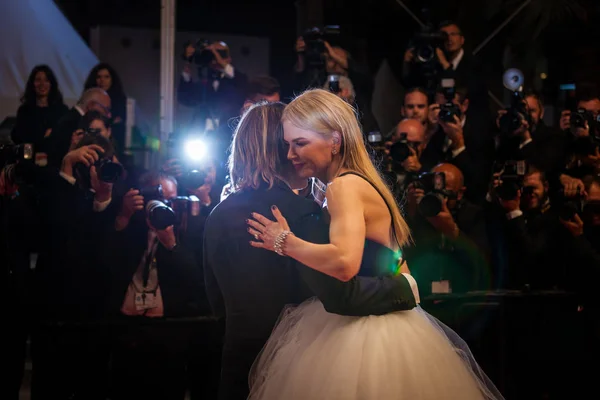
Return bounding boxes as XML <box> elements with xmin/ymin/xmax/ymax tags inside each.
<box><xmin>556</xmin><ymin>189</ymin><xmax>584</xmax><ymax>221</ymax></box>
<box><xmin>414</xmin><ymin>172</ymin><xmax>448</xmax><ymax>217</ymax></box>
<box><xmin>95</xmin><ymin>157</ymin><xmax>123</xmax><ymax>183</ymax></box>
<box><xmin>438</xmin><ymin>79</ymin><xmax>462</xmax><ymax>123</ymax></box>
<box><xmin>146</xmin><ymin>200</ymin><xmax>177</xmax><ymax>230</ymax></box>
<box><xmin>0</xmin><ymin>143</ymin><xmax>34</xmax><ymax>165</ymax></box>
<box><xmin>389</xmin><ymin>133</ymin><xmax>419</xmax><ymax>167</ymax></box>
<box><xmin>499</xmin><ymin>91</ymin><xmax>531</xmax><ymax>135</ymax></box>
<box><xmin>493</xmin><ymin>160</ymin><xmax>527</xmax><ymax>200</ymax></box>
<box><xmin>140</xmin><ymin>186</ymin><xmax>200</xmax><ymax>231</ymax></box>
<box><xmin>498</xmin><ymin>69</ymin><xmax>531</xmax><ymax>136</ymax></box>
<box><xmin>302</xmin><ymin>26</ymin><xmax>341</xmax><ymax>67</ymax></box>
<box><xmin>570</xmin><ymin>109</ymin><xmax>600</xmax><ymax>155</ymax></box>
<box><xmin>412</xmin><ymin>27</ymin><xmax>447</xmax><ymax>65</ymax></box>
<box><xmin>182</xmin><ymin>39</ymin><xmax>229</xmax><ymax>68</ymax></box>
<box><xmin>570</xmin><ymin>108</ymin><xmax>597</xmax><ymax>130</ymax></box>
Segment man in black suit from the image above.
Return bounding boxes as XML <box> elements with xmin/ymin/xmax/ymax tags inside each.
<box><xmin>44</xmin><ymin>88</ymin><xmax>112</xmax><ymax>167</ymax></box>
<box><xmin>203</xmin><ymin>102</ymin><xmax>417</xmax><ymax>400</ymax></box>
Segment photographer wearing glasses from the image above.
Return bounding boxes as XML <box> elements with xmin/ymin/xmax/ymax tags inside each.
<box><xmin>107</xmin><ymin>170</ymin><xmax>211</xmax><ymax>400</ymax></box>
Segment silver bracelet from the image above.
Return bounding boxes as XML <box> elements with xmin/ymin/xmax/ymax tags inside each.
<box><xmin>274</xmin><ymin>230</ymin><xmax>292</xmax><ymax>256</ymax></box>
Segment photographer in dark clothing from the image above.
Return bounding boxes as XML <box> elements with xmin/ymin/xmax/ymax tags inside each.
<box><xmin>404</xmin><ymin>163</ymin><xmax>490</xmax><ymax>297</ymax></box>
<box><xmin>487</xmin><ymin>168</ymin><xmax>575</xmax><ymax>290</ymax></box>
<box><xmin>558</xmin><ymin>90</ymin><xmax>600</xmax><ymax>180</ymax></box>
<box><xmin>31</xmin><ymin>134</ymin><xmax>119</xmax><ymax>399</ymax></box>
<box><xmin>177</xmin><ymin>40</ymin><xmax>248</xmax><ymax>135</ymax></box>
<box><xmin>106</xmin><ymin>171</ymin><xmax>208</xmax><ymax>400</ymax></box>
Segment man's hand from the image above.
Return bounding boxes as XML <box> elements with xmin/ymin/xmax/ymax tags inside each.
<box><xmin>427</xmin><ymin>103</ymin><xmax>441</xmax><ymax>128</ymax></box>
<box><xmin>559</xmin><ymin>110</ymin><xmax>571</xmax><ymax>131</ymax></box>
<box><xmin>208</xmin><ymin>44</ymin><xmax>229</xmax><ymax>69</ymax></box>
<box><xmin>404</xmin><ymin>48</ymin><xmax>415</xmax><ymax>63</ymax></box>
<box><xmin>495</xmin><ymin>109</ymin><xmax>507</xmax><ymax>129</ymax></box>
<box><xmin>119</xmin><ymin>189</ymin><xmax>144</xmax><ymax>220</ymax></box>
<box><xmin>61</xmin><ymin>144</ymin><xmax>104</xmax><ymax>178</ymax></box>
<box><xmin>161</xmin><ymin>159</ymin><xmax>183</xmax><ymax>178</ymax></box>
<box><xmin>90</xmin><ymin>166</ymin><xmax>112</xmax><ymax>203</ymax></box>
<box><xmin>184</xmin><ymin>43</ymin><xmax>195</xmax><ymax>60</ymax></box>
<box><xmin>295</xmin><ymin>36</ymin><xmax>306</xmax><ymax>53</ymax></box>
<box><xmin>406</xmin><ymin>183</ymin><xmax>424</xmax><ymax>218</ymax></box>
<box><xmin>439</xmin><ymin>115</ymin><xmax>465</xmax><ymax>150</ymax></box>
<box><xmin>436</xmin><ymin>48</ymin><xmax>451</xmax><ymax>70</ymax></box>
<box><xmin>426</xmin><ymin>198</ymin><xmax>459</xmax><ymax>239</ymax></box>
<box><xmin>154</xmin><ymin>225</ymin><xmax>177</xmax><ymax>250</ymax></box>
<box><xmin>115</xmin><ymin>189</ymin><xmax>144</xmax><ymax>231</ymax></box>
<box><xmin>499</xmin><ymin>190</ymin><xmax>521</xmax><ymax>213</ymax></box>
<box><xmin>324</xmin><ymin>42</ymin><xmax>348</xmax><ymax>70</ymax></box>
<box><xmin>560</xmin><ymin>214</ymin><xmax>584</xmax><ymax>237</ymax></box>
<box><xmin>560</xmin><ymin>174</ymin><xmax>586</xmax><ymax>198</ymax></box>
<box><xmin>188</xmin><ymin>183</ymin><xmax>212</xmax><ymax>206</ymax></box>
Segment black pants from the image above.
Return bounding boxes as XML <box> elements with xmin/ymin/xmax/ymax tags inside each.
<box><xmin>187</xmin><ymin>320</ymin><xmax>223</xmax><ymax>400</ymax></box>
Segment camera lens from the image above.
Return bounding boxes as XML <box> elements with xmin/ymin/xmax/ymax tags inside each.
<box><xmin>389</xmin><ymin>141</ymin><xmax>411</xmax><ymax>164</ymax></box>
<box><xmin>146</xmin><ymin>200</ymin><xmax>177</xmax><ymax>230</ymax></box>
<box><xmin>98</xmin><ymin>160</ymin><xmax>124</xmax><ymax>183</ymax></box>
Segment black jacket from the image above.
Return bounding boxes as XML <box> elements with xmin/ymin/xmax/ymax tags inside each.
<box><xmin>203</xmin><ymin>182</ymin><xmax>416</xmax><ymax>400</ymax></box>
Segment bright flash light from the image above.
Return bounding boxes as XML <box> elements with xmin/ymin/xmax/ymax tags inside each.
<box><xmin>184</xmin><ymin>139</ymin><xmax>207</xmax><ymax>161</ymax></box>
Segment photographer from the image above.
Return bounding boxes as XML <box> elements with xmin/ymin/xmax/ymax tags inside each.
<box><xmin>560</xmin><ymin>176</ymin><xmax>600</xmax><ymax>371</ymax></box>
<box><xmin>44</xmin><ymin>88</ymin><xmax>112</xmax><ymax>168</ymax></box>
<box><xmin>107</xmin><ymin>171</ymin><xmax>209</xmax><ymax>400</ymax></box>
<box><xmin>385</xmin><ymin>118</ymin><xmax>427</xmax><ymax>198</ymax></box>
<box><xmin>399</xmin><ymin>88</ymin><xmax>447</xmax><ymax>172</ymax></box>
<box><xmin>31</xmin><ymin>133</ymin><xmax>119</xmax><ymax>399</ymax></box>
<box><xmin>404</xmin><ymin>163</ymin><xmax>489</xmax><ymax>297</ymax></box>
<box><xmin>294</xmin><ymin>31</ymin><xmax>377</xmax><ymax>134</ymax></box>
<box><xmin>178</xmin><ymin>40</ymin><xmax>248</xmax><ymax>136</ymax></box>
<box><xmin>487</xmin><ymin>168</ymin><xmax>575</xmax><ymax>290</ymax></box>
<box><xmin>496</xmin><ymin>91</ymin><xmax>567</xmax><ymax>180</ymax></box>
<box><xmin>558</xmin><ymin>89</ymin><xmax>600</xmax><ymax>179</ymax></box>
<box><xmin>402</xmin><ymin>21</ymin><xmax>486</xmax><ymax>108</ymax></box>
<box><xmin>430</xmin><ymin>85</ymin><xmax>493</xmax><ymax>203</ymax></box>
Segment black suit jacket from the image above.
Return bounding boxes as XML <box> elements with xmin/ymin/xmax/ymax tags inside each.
<box><xmin>203</xmin><ymin>182</ymin><xmax>416</xmax><ymax>400</ymax></box>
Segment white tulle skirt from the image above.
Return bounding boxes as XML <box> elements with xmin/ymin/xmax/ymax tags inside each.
<box><xmin>248</xmin><ymin>298</ymin><xmax>504</xmax><ymax>400</ymax></box>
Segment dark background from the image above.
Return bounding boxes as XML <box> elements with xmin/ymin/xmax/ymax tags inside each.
<box><xmin>54</xmin><ymin>0</ymin><xmax>600</xmax><ymax>106</ymax></box>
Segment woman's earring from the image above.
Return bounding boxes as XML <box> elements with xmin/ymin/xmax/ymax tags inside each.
<box><xmin>332</xmin><ymin>148</ymin><xmax>338</xmax><ymax>155</ymax></box>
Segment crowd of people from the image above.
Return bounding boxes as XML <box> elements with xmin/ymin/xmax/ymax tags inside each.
<box><xmin>1</xmin><ymin>19</ymin><xmax>599</xmax><ymax>400</ymax></box>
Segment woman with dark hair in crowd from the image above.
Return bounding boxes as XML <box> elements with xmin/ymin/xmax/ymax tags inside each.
<box><xmin>84</xmin><ymin>63</ymin><xmax>127</xmax><ymax>155</ymax></box>
<box><xmin>11</xmin><ymin>65</ymin><xmax>69</xmax><ymax>147</ymax></box>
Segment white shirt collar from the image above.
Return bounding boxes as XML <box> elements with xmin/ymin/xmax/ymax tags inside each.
<box><xmin>74</xmin><ymin>105</ymin><xmax>85</xmax><ymax>116</ymax></box>
<box><xmin>451</xmin><ymin>49</ymin><xmax>464</xmax><ymax>71</ymax></box>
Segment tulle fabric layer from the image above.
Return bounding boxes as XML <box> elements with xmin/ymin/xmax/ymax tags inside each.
<box><xmin>248</xmin><ymin>298</ymin><xmax>504</xmax><ymax>400</ymax></box>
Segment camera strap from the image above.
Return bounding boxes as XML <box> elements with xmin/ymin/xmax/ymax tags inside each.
<box><xmin>141</xmin><ymin>237</ymin><xmax>159</xmax><ymax>290</ymax></box>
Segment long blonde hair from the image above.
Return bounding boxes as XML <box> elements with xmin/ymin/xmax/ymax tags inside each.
<box><xmin>282</xmin><ymin>89</ymin><xmax>411</xmax><ymax>247</ymax></box>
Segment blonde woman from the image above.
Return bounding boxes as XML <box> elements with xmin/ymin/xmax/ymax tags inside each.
<box><xmin>247</xmin><ymin>89</ymin><xmax>503</xmax><ymax>399</ymax></box>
